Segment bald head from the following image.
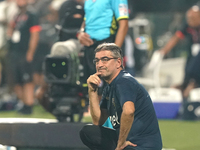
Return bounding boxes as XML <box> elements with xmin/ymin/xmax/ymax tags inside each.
<box><xmin>186</xmin><ymin>5</ymin><xmax>200</xmax><ymax>28</ymax></box>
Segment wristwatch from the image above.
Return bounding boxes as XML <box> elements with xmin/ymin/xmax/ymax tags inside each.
<box><xmin>76</xmin><ymin>28</ymin><xmax>85</xmax><ymax>37</ymax></box>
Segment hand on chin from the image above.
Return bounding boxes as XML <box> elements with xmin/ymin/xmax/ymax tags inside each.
<box><xmin>97</xmin><ymin>70</ymin><xmax>104</xmax><ymax>76</ymax></box>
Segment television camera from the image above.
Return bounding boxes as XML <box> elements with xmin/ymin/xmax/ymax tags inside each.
<box><xmin>42</xmin><ymin>39</ymin><xmax>88</xmax><ymax>122</ymax></box>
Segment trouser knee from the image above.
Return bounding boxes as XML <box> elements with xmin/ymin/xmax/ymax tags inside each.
<box><xmin>79</xmin><ymin>125</ymin><xmax>92</xmax><ymax>145</ymax></box>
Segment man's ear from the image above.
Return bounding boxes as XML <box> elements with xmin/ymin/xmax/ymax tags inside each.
<box><xmin>117</xmin><ymin>58</ymin><xmax>122</xmax><ymax>69</ymax></box>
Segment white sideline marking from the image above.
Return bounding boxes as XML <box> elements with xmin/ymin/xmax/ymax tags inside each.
<box><xmin>162</xmin><ymin>148</ymin><xmax>176</xmax><ymax>150</ymax></box>
<box><xmin>0</xmin><ymin>118</ymin><xmax>57</xmax><ymax>124</ymax></box>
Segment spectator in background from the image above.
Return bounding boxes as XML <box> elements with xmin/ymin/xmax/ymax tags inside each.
<box><xmin>159</xmin><ymin>5</ymin><xmax>200</xmax><ymax>99</ymax></box>
<box><xmin>0</xmin><ymin>0</ymin><xmax>17</xmax><ymax>52</ymax></box>
<box><xmin>7</xmin><ymin>0</ymin><xmax>41</xmax><ymax>114</ymax></box>
<box><xmin>0</xmin><ymin>0</ymin><xmax>18</xmax><ymax>86</ymax></box>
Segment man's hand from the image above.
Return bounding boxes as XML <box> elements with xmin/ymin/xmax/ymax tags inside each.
<box><xmin>159</xmin><ymin>49</ymin><xmax>167</xmax><ymax>56</ymax></box>
<box><xmin>26</xmin><ymin>50</ymin><xmax>34</xmax><ymax>62</ymax></box>
<box><xmin>87</xmin><ymin>72</ymin><xmax>101</xmax><ymax>92</ymax></box>
<box><xmin>35</xmin><ymin>82</ymin><xmax>48</xmax><ymax>100</ymax></box>
<box><xmin>78</xmin><ymin>32</ymin><xmax>94</xmax><ymax>46</ymax></box>
<box><xmin>115</xmin><ymin>141</ymin><xmax>137</xmax><ymax>150</ymax></box>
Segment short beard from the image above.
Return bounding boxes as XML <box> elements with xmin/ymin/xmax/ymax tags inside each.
<box><xmin>101</xmin><ymin>73</ymin><xmax>110</xmax><ymax>81</ymax></box>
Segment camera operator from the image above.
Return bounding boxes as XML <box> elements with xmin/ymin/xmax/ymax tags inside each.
<box><xmin>57</xmin><ymin>0</ymin><xmax>84</xmax><ymax>41</ymax></box>
<box><xmin>35</xmin><ymin>0</ymin><xmax>85</xmax><ymax>122</ymax></box>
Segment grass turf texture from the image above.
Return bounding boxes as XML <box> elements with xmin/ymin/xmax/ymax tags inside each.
<box><xmin>0</xmin><ymin>105</ymin><xmax>199</xmax><ymax>150</ymax></box>
<box><xmin>159</xmin><ymin>120</ymin><xmax>200</xmax><ymax>150</ymax></box>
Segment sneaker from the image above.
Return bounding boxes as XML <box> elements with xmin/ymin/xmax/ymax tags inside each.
<box><xmin>18</xmin><ymin>105</ymin><xmax>33</xmax><ymax>115</ymax></box>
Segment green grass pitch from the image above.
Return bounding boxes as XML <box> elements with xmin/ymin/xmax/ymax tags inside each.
<box><xmin>0</xmin><ymin>105</ymin><xmax>199</xmax><ymax>150</ymax></box>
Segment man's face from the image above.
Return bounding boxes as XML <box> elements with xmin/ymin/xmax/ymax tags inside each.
<box><xmin>187</xmin><ymin>10</ymin><xmax>200</xmax><ymax>28</ymax></box>
<box><xmin>76</xmin><ymin>0</ymin><xmax>84</xmax><ymax>3</ymax></box>
<box><xmin>95</xmin><ymin>50</ymin><xmax>121</xmax><ymax>80</ymax></box>
<box><xmin>16</xmin><ymin>0</ymin><xmax>27</xmax><ymax>9</ymax></box>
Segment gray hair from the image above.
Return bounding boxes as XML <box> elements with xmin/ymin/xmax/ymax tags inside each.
<box><xmin>94</xmin><ymin>43</ymin><xmax>124</xmax><ymax>69</ymax></box>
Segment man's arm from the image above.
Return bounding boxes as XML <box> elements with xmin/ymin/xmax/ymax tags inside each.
<box><xmin>89</xmin><ymin>90</ymin><xmax>109</xmax><ymax>125</ymax></box>
<box><xmin>87</xmin><ymin>73</ymin><xmax>108</xmax><ymax>125</ymax></box>
<box><xmin>115</xmin><ymin>19</ymin><xmax>128</xmax><ymax>47</ymax></box>
<box><xmin>35</xmin><ymin>82</ymin><xmax>52</xmax><ymax>113</ymax></box>
<box><xmin>116</xmin><ymin>101</ymin><xmax>137</xmax><ymax>150</ymax></box>
<box><xmin>77</xmin><ymin>20</ymin><xmax>94</xmax><ymax>46</ymax></box>
<box><xmin>79</xmin><ymin>20</ymin><xmax>85</xmax><ymax>32</ymax></box>
<box><xmin>160</xmin><ymin>34</ymin><xmax>181</xmax><ymax>55</ymax></box>
<box><xmin>26</xmin><ymin>31</ymin><xmax>40</xmax><ymax>62</ymax></box>
<box><xmin>6</xmin><ymin>21</ymin><xmax>14</xmax><ymax>39</ymax></box>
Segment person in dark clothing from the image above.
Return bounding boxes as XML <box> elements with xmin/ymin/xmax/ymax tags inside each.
<box><xmin>159</xmin><ymin>5</ymin><xmax>200</xmax><ymax>98</ymax></box>
<box><xmin>80</xmin><ymin>43</ymin><xmax>162</xmax><ymax>150</ymax></box>
<box><xmin>34</xmin><ymin>0</ymin><xmax>85</xmax><ymax>122</ymax></box>
<box><xmin>58</xmin><ymin>0</ymin><xmax>84</xmax><ymax>41</ymax></box>
<box><xmin>7</xmin><ymin>0</ymin><xmax>41</xmax><ymax>114</ymax></box>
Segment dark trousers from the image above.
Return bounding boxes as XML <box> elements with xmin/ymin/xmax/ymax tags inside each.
<box><xmin>79</xmin><ymin>124</ymin><xmax>136</xmax><ymax>150</ymax></box>
<box><xmin>187</xmin><ymin>51</ymin><xmax>200</xmax><ymax>85</ymax></box>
